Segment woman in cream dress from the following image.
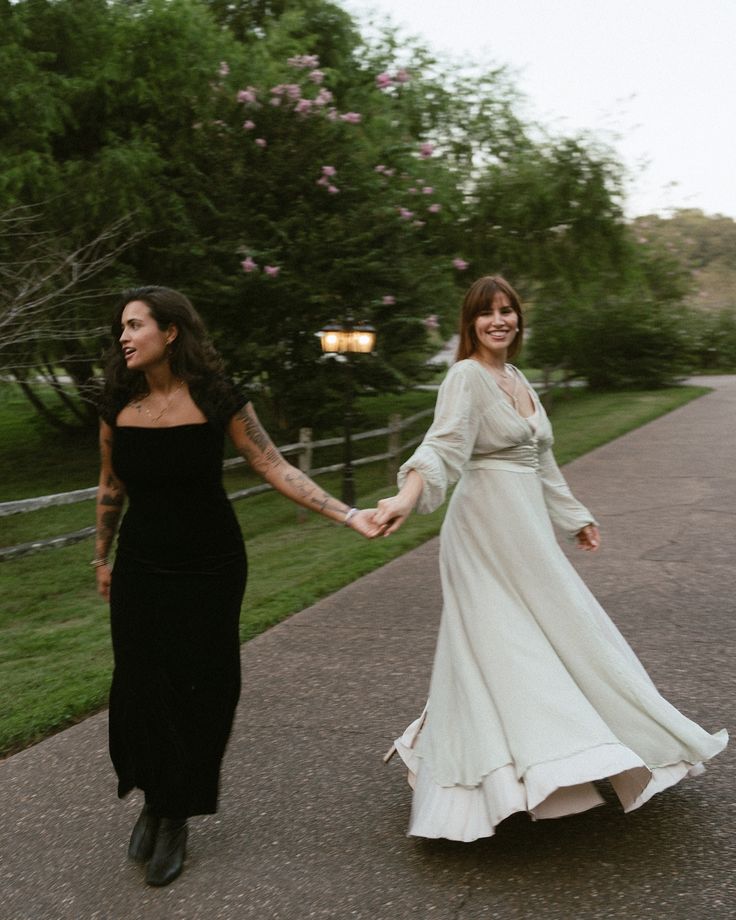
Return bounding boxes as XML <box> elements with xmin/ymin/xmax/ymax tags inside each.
<box><xmin>375</xmin><ymin>275</ymin><xmax>727</xmax><ymax>842</ymax></box>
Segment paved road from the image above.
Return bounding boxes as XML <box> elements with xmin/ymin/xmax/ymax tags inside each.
<box><xmin>1</xmin><ymin>378</ymin><xmax>734</xmax><ymax>920</ymax></box>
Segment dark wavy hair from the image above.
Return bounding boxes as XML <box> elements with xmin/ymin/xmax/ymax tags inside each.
<box><xmin>455</xmin><ymin>275</ymin><xmax>524</xmax><ymax>362</ymax></box>
<box><xmin>99</xmin><ymin>286</ymin><xmax>241</xmax><ymax>425</ymax></box>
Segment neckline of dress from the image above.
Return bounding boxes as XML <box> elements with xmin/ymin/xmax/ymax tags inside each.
<box><xmin>467</xmin><ymin>359</ymin><xmax>539</xmax><ymax>422</ymax></box>
<box><xmin>115</xmin><ymin>421</ymin><xmax>210</xmax><ymax>431</ymax></box>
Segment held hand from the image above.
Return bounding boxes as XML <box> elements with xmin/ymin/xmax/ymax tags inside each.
<box><xmin>373</xmin><ymin>494</ymin><xmax>413</xmax><ymax>536</ymax></box>
<box><xmin>347</xmin><ymin>508</ymin><xmax>387</xmax><ymax>539</ymax></box>
<box><xmin>96</xmin><ymin>564</ymin><xmax>112</xmax><ymax>601</ymax></box>
<box><xmin>576</xmin><ymin>524</ymin><xmax>600</xmax><ymax>552</ymax></box>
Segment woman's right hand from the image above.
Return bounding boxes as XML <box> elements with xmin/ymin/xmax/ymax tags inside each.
<box><xmin>96</xmin><ymin>563</ymin><xmax>112</xmax><ymax>601</ymax></box>
<box><xmin>373</xmin><ymin>470</ymin><xmax>424</xmax><ymax>535</ymax></box>
<box><xmin>373</xmin><ymin>494</ymin><xmax>414</xmax><ymax>536</ymax></box>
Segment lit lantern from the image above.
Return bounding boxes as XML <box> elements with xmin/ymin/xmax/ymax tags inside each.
<box><xmin>319</xmin><ymin>318</ymin><xmax>376</xmax><ymax>354</ymax></box>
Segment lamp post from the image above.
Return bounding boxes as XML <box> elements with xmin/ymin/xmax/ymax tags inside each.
<box><xmin>319</xmin><ymin>316</ymin><xmax>376</xmax><ymax>506</ymax></box>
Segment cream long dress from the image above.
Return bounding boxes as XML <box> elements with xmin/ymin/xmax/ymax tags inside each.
<box><xmin>392</xmin><ymin>358</ymin><xmax>727</xmax><ymax>842</ymax></box>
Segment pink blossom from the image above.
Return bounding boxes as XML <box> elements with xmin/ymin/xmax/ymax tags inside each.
<box><xmin>321</xmin><ymin>165</ymin><xmax>337</xmax><ymax>176</ymax></box>
<box><xmin>237</xmin><ymin>87</ymin><xmax>258</xmax><ymax>104</ymax></box>
<box><xmin>285</xmin><ymin>83</ymin><xmax>302</xmax><ymax>100</ymax></box>
<box><xmin>270</xmin><ymin>97</ymin><xmax>282</xmax><ymax>107</ymax></box>
<box><xmin>428</xmin><ymin>203</ymin><xmax>442</xmax><ymax>213</ymax></box>
<box><xmin>218</xmin><ymin>61</ymin><xmax>230</xmax><ymax>77</ymax></box>
<box><xmin>399</xmin><ymin>208</ymin><xmax>414</xmax><ymax>220</ymax></box>
<box><xmin>376</xmin><ymin>72</ymin><xmax>393</xmax><ymax>89</ymax></box>
<box><xmin>424</xmin><ymin>313</ymin><xmax>439</xmax><ymax>330</ymax></box>
<box><xmin>413</xmin><ymin>220</ymin><xmax>426</xmax><ymax>227</ymax></box>
<box><xmin>374</xmin><ymin>164</ymin><xmax>387</xmax><ymax>173</ymax></box>
<box><xmin>255</xmin><ymin>137</ymin><xmax>267</xmax><ymax>148</ymax></box>
<box><xmin>340</xmin><ymin>112</ymin><xmax>362</xmax><ymax>124</ymax></box>
<box><xmin>314</xmin><ymin>88</ymin><xmax>333</xmax><ymax>107</ymax></box>
<box><xmin>327</xmin><ymin>185</ymin><xmax>340</xmax><ymax>194</ymax></box>
<box><xmin>419</xmin><ymin>142</ymin><xmax>435</xmax><ymax>159</ymax></box>
<box><xmin>423</xmin><ymin>186</ymin><xmax>434</xmax><ymax>195</ymax></box>
<box><xmin>288</xmin><ymin>54</ymin><xmax>319</xmax><ymax>69</ymax></box>
<box><xmin>270</xmin><ymin>84</ymin><xmax>286</xmax><ymax>96</ymax></box>
<box><xmin>452</xmin><ymin>258</ymin><xmax>469</xmax><ymax>271</ymax></box>
<box><xmin>308</xmin><ymin>70</ymin><xmax>325</xmax><ymax>84</ymax></box>
<box><xmin>212</xmin><ymin>119</ymin><xmax>226</xmax><ymax>127</ymax></box>
<box><xmin>241</xmin><ymin>257</ymin><xmax>258</xmax><ymax>273</ymax></box>
<box><xmin>326</xmin><ymin>108</ymin><xmax>339</xmax><ymax>121</ymax></box>
<box><xmin>243</xmin><ymin>120</ymin><xmax>256</xmax><ymax>131</ymax></box>
<box><xmin>316</xmin><ymin>176</ymin><xmax>329</xmax><ymax>187</ymax></box>
<box><xmin>295</xmin><ymin>98</ymin><xmax>312</xmax><ymax>114</ymax></box>
<box><xmin>408</xmin><ymin>187</ymin><xmax>418</xmax><ymax>194</ymax></box>
<box><xmin>395</xmin><ymin>68</ymin><xmax>410</xmax><ymax>84</ymax></box>
<box><xmin>384</xmin><ymin>168</ymin><xmax>396</xmax><ymax>177</ymax></box>
<box><xmin>264</xmin><ymin>265</ymin><xmax>280</xmax><ymax>277</ymax></box>
<box><xmin>382</xmin><ymin>295</ymin><xmax>396</xmax><ymax>305</ymax></box>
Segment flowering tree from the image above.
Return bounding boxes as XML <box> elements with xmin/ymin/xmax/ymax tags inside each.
<box><xmin>2</xmin><ymin>0</ymin><xmax>676</xmax><ymax>429</ymax></box>
<box><xmin>187</xmin><ymin>31</ymin><xmax>482</xmax><ymax>428</ymax></box>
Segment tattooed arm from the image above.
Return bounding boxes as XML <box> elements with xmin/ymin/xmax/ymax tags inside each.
<box><xmin>227</xmin><ymin>403</ymin><xmax>383</xmax><ymax>537</ymax></box>
<box><xmin>94</xmin><ymin>419</ymin><xmax>126</xmax><ymax>600</ymax></box>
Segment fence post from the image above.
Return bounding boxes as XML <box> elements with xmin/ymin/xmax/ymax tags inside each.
<box><xmin>297</xmin><ymin>427</ymin><xmax>313</xmax><ymax>522</ymax></box>
<box><xmin>387</xmin><ymin>413</ymin><xmax>402</xmax><ymax>485</ymax></box>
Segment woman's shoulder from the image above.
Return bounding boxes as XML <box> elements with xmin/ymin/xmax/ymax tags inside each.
<box><xmin>192</xmin><ymin>374</ymin><xmax>252</xmax><ymax>426</ymax></box>
<box><xmin>440</xmin><ymin>358</ymin><xmax>489</xmax><ymax>391</ymax></box>
<box><xmin>434</xmin><ymin>360</ymin><xmax>489</xmax><ymax>410</ymax></box>
<box><xmin>443</xmin><ymin>358</ymin><xmax>483</xmax><ymax>381</ymax></box>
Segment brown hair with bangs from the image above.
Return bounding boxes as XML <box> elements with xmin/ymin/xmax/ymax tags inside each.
<box><xmin>455</xmin><ymin>275</ymin><xmax>524</xmax><ymax>362</ymax></box>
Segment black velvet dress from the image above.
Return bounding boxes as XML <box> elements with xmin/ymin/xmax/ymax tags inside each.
<box><xmin>109</xmin><ymin>421</ymin><xmax>247</xmax><ymax>818</ymax></box>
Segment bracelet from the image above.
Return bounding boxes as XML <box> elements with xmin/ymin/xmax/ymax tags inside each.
<box><xmin>89</xmin><ymin>558</ymin><xmax>109</xmax><ymax>568</ymax></box>
<box><xmin>344</xmin><ymin>507</ymin><xmax>359</xmax><ymax>527</ymax></box>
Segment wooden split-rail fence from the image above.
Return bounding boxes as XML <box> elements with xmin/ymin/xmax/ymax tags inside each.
<box><xmin>0</xmin><ymin>409</ymin><xmax>434</xmax><ymax>561</ymax></box>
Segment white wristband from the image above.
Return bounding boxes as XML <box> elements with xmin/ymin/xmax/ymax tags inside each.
<box><xmin>344</xmin><ymin>507</ymin><xmax>359</xmax><ymax>527</ymax></box>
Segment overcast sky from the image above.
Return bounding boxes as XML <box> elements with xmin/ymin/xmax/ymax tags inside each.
<box><xmin>344</xmin><ymin>0</ymin><xmax>735</xmax><ymax>220</ymax></box>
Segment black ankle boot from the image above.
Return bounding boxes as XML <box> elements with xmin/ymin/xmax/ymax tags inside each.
<box><xmin>127</xmin><ymin>804</ymin><xmax>161</xmax><ymax>863</ymax></box>
<box><xmin>145</xmin><ymin>818</ymin><xmax>188</xmax><ymax>887</ymax></box>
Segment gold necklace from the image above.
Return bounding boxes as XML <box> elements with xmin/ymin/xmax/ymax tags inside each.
<box><xmin>134</xmin><ymin>379</ymin><xmax>185</xmax><ymax>423</ymax></box>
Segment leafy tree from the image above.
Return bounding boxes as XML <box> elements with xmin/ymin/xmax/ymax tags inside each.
<box><xmin>3</xmin><ymin>0</ymin><xmax>694</xmax><ymax>432</ymax></box>
<box><xmin>1</xmin><ymin>0</ymin><xmax>241</xmax><ymax>425</ymax></box>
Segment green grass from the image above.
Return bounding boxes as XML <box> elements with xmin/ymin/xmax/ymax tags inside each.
<box><xmin>538</xmin><ymin>386</ymin><xmax>707</xmax><ymax>465</ymax></box>
<box><xmin>0</xmin><ymin>386</ymin><xmax>100</xmax><ymax>501</ymax></box>
<box><xmin>0</xmin><ymin>381</ymin><xmax>709</xmax><ymax>756</ymax></box>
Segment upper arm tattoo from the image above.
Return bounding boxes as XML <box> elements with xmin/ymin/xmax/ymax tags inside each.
<box><xmin>233</xmin><ymin>404</ymin><xmax>343</xmax><ymax>516</ymax></box>
<box><xmin>236</xmin><ymin>404</ymin><xmax>283</xmax><ymax>471</ymax></box>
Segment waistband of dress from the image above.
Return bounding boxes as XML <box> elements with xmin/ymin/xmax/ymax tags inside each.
<box><xmin>465</xmin><ymin>443</ymin><xmax>539</xmax><ymax>473</ymax></box>
<box><xmin>464</xmin><ymin>458</ymin><xmax>537</xmax><ymax>473</ymax></box>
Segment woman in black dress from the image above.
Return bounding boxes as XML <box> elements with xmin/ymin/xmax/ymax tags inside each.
<box><xmin>94</xmin><ymin>286</ymin><xmax>380</xmax><ymax>886</ymax></box>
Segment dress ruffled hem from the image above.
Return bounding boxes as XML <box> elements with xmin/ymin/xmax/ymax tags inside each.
<box><xmin>393</xmin><ymin>713</ymin><xmax>728</xmax><ymax>842</ymax></box>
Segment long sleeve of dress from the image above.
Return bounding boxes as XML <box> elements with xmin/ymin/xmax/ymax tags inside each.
<box><xmin>398</xmin><ymin>365</ymin><xmax>481</xmax><ymax>514</ymax></box>
<box><xmin>538</xmin><ymin>444</ymin><xmax>598</xmax><ymax>538</ymax></box>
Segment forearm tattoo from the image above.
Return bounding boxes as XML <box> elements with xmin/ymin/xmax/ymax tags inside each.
<box><xmin>283</xmin><ymin>468</ymin><xmax>344</xmax><ymax>516</ymax></box>
<box><xmin>96</xmin><ymin>505</ymin><xmax>122</xmax><ymax>558</ymax></box>
<box><xmin>96</xmin><ymin>426</ymin><xmax>126</xmax><ymax>558</ymax></box>
<box><xmin>96</xmin><ymin>478</ymin><xmax>125</xmax><ymax>555</ymax></box>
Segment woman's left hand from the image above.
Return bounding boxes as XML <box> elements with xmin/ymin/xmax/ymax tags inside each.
<box><xmin>347</xmin><ymin>508</ymin><xmax>387</xmax><ymax>539</ymax></box>
<box><xmin>576</xmin><ymin>524</ymin><xmax>600</xmax><ymax>552</ymax></box>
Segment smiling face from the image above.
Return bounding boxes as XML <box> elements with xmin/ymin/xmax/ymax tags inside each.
<box><xmin>472</xmin><ymin>292</ymin><xmax>519</xmax><ymax>362</ymax></box>
<box><xmin>119</xmin><ymin>300</ymin><xmax>177</xmax><ymax>373</ymax></box>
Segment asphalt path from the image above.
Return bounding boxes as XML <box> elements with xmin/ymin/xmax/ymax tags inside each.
<box><xmin>1</xmin><ymin>377</ymin><xmax>734</xmax><ymax>920</ymax></box>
